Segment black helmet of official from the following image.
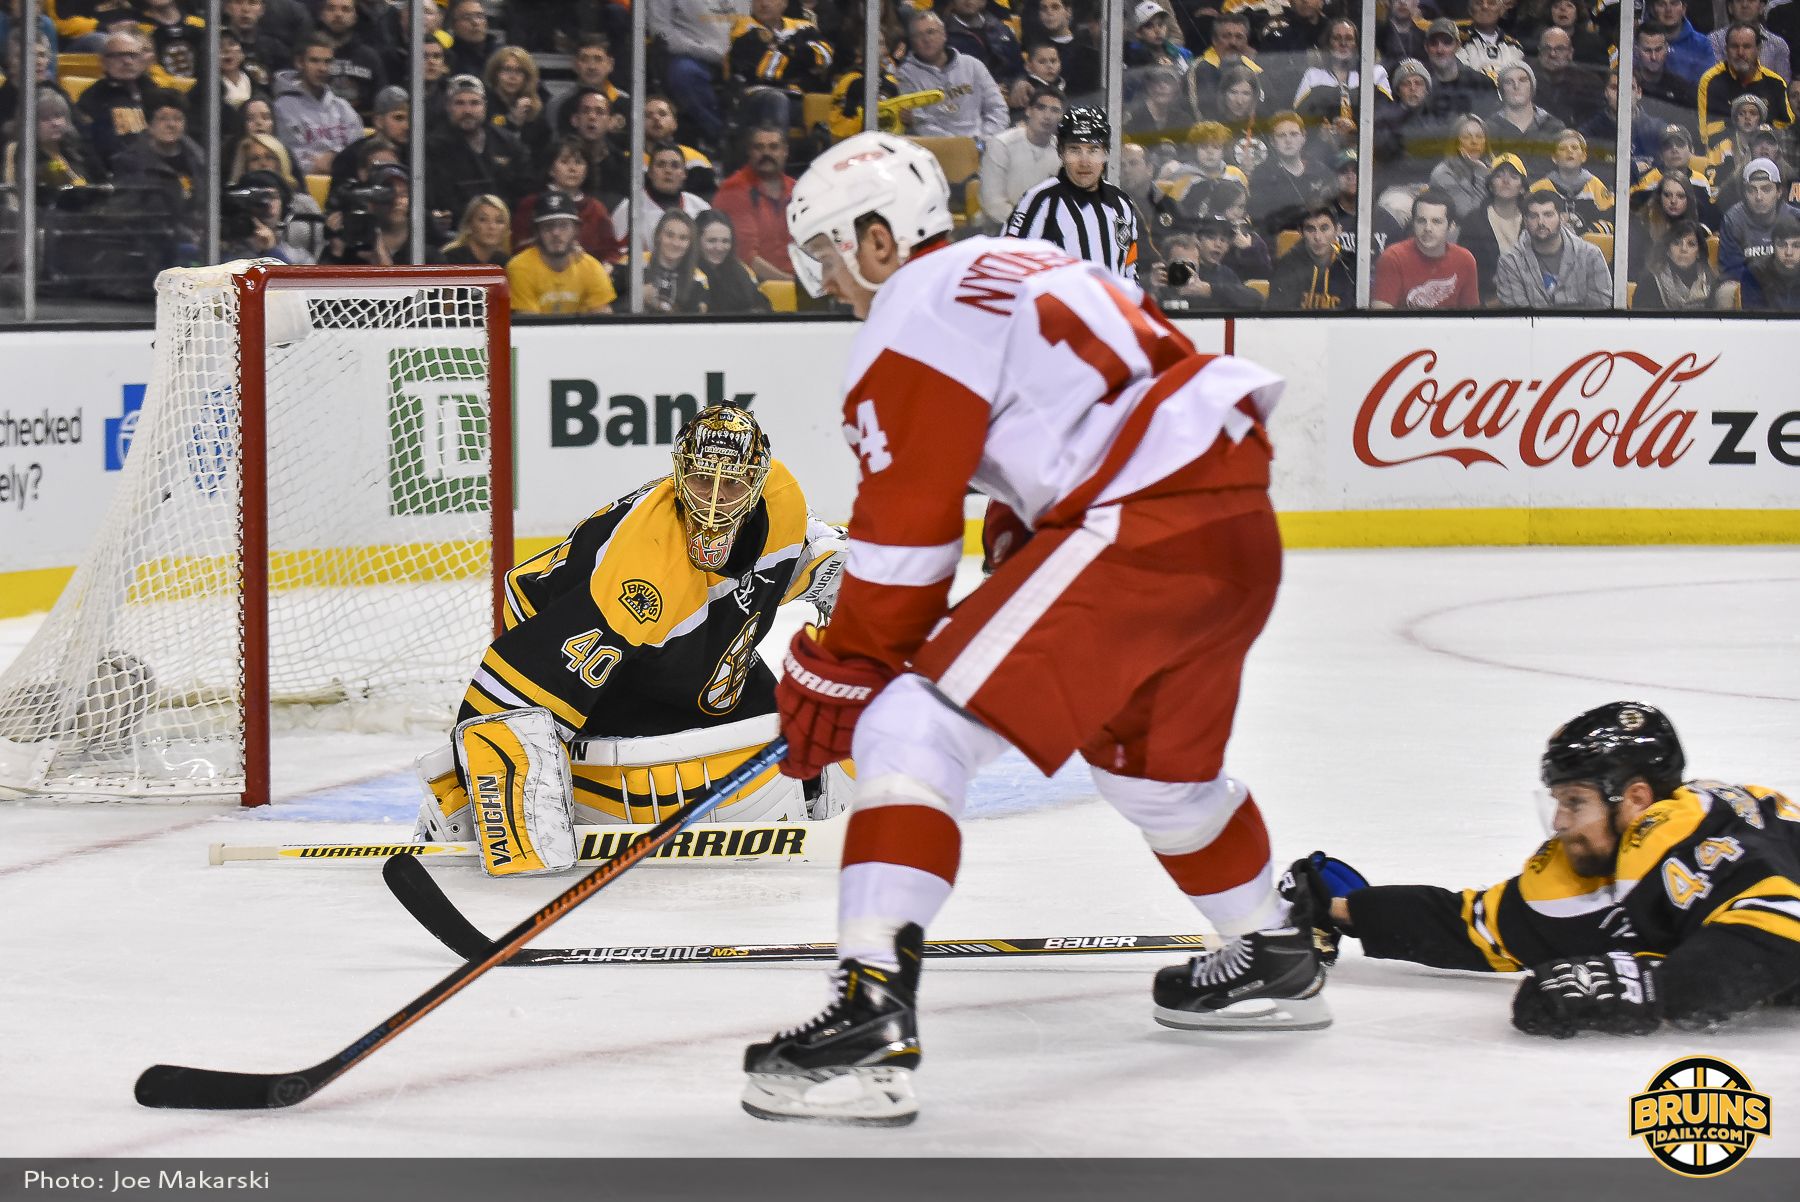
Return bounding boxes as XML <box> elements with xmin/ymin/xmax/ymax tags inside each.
<box><xmin>1540</xmin><ymin>702</ymin><xmax>1685</xmax><ymax>804</ymax></box>
<box><xmin>1057</xmin><ymin>106</ymin><xmax>1112</xmax><ymax>150</ymax></box>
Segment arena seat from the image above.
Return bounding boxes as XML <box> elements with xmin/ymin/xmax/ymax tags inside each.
<box><xmin>64</xmin><ymin>76</ymin><xmax>96</xmax><ymax>102</ymax></box>
<box><xmin>1275</xmin><ymin>230</ymin><xmax>1301</xmax><ymax>258</ymax></box>
<box><xmin>1626</xmin><ymin>282</ymin><xmax>1637</xmax><ymax>307</ymax></box>
<box><xmin>1708</xmin><ymin>235</ymin><xmax>1720</xmax><ymax>272</ymax></box>
<box><xmin>305</xmin><ymin>175</ymin><xmax>332</xmax><ymax>208</ymax></box>
<box><xmin>759</xmin><ymin>279</ymin><xmax>797</xmax><ymax>311</ymax></box>
<box><xmin>1247</xmin><ymin>279</ymin><xmax>1269</xmax><ymax>297</ymax></box>
<box><xmin>911</xmin><ymin>136</ymin><xmax>979</xmax><ymax>226</ymax></box>
<box><xmin>802</xmin><ymin>92</ymin><xmax>835</xmax><ymax>130</ymax></box>
<box><xmin>58</xmin><ymin>53</ymin><xmax>100</xmax><ymax>79</ymax></box>
<box><xmin>1582</xmin><ymin>232</ymin><xmax>1613</xmax><ymax>263</ymax></box>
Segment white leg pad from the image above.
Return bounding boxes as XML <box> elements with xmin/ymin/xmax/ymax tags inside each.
<box><xmin>454</xmin><ymin>708</ymin><xmax>577</xmax><ymax>876</ymax></box>
<box><xmin>1090</xmin><ymin>767</ymin><xmax>1249</xmax><ymax>848</ymax></box>
<box><xmin>851</xmin><ymin>674</ymin><xmax>1011</xmax><ymax>816</ymax></box>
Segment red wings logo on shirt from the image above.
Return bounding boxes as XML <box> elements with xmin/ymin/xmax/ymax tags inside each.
<box><xmin>1404</xmin><ymin>276</ymin><xmax>1461</xmax><ymax>308</ymax></box>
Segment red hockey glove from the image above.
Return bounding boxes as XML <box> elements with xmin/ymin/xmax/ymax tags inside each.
<box><xmin>775</xmin><ymin>625</ymin><xmax>894</xmax><ymax>779</ymax></box>
<box><xmin>982</xmin><ymin>500</ymin><xmax>1033</xmax><ymax>573</ymax></box>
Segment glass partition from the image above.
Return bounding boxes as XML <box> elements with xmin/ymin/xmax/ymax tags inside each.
<box><xmin>3</xmin><ymin>0</ymin><xmax>1794</xmax><ymax>324</ymax></box>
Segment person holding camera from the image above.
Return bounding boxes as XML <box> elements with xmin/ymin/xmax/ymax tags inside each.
<box><xmin>319</xmin><ymin>160</ymin><xmax>427</xmax><ymax>264</ymax></box>
<box><xmin>1148</xmin><ymin>217</ymin><xmax>1265</xmax><ymax>311</ymax></box>
<box><xmin>220</xmin><ymin>167</ymin><xmax>315</xmax><ymax>263</ymax></box>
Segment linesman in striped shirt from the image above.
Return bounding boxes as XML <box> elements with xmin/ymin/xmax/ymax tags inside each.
<box><xmin>1004</xmin><ymin>106</ymin><xmax>1145</xmax><ymax>282</ymax></box>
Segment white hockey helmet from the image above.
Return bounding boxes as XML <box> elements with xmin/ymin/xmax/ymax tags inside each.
<box><xmin>786</xmin><ymin>132</ymin><xmax>953</xmax><ymax>297</ymax></box>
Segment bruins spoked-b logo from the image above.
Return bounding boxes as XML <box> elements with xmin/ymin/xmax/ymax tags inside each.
<box><xmin>618</xmin><ymin>580</ymin><xmax>662</xmax><ymax>624</ymax></box>
<box><xmin>1629</xmin><ymin>1056</ymin><xmax>1770</xmax><ymax>1177</ymax></box>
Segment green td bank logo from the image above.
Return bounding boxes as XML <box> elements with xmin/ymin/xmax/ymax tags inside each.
<box><xmin>388</xmin><ymin>346</ymin><xmax>490</xmax><ymax>516</ymax></box>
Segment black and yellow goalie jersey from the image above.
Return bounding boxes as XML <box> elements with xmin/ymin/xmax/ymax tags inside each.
<box><xmin>1347</xmin><ymin>781</ymin><xmax>1800</xmax><ymax>1023</ymax></box>
<box><xmin>460</xmin><ymin>459</ymin><xmax>843</xmax><ymax>742</ymax></box>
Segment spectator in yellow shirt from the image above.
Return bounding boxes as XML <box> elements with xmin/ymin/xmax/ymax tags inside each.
<box><xmin>506</xmin><ymin>192</ymin><xmax>616</xmax><ymax>314</ymax></box>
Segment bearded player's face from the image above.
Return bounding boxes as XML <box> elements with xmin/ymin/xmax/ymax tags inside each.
<box><xmin>1549</xmin><ymin>783</ymin><xmax>1620</xmax><ymax>877</ymax></box>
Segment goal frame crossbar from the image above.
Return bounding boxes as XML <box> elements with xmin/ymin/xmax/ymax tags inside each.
<box><xmin>236</xmin><ymin>265</ymin><xmax>513</xmax><ymax>806</ymax></box>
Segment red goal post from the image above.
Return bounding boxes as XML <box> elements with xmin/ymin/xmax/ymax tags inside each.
<box><xmin>238</xmin><ymin>265</ymin><xmax>513</xmax><ymax>806</ymax></box>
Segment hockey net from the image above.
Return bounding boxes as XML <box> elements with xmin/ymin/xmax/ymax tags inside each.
<box><xmin>0</xmin><ymin>262</ymin><xmax>512</xmax><ymax>803</ymax></box>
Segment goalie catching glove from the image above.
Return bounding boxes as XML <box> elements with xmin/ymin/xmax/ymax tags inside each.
<box><xmin>1512</xmin><ymin>951</ymin><xmax>1662</xmax><ymax>1038</ymax></box>
<box><xmin>775</xmin><ymin>624</ymin><xmax>893</xmax><ymax>779</ymax></box>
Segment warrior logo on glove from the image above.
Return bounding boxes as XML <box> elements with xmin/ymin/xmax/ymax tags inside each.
<box><xmin>1628</xmin><ymin>1056</ymin><xmax>1771</xmax><ymax>1178</ymax></box>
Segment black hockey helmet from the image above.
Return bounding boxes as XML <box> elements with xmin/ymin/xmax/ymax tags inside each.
<box><xmin>1540</xmin><ymin>702</ymin><xmax>1685</xmax><ymax>804</ymax></box>
<box><xmin>1057</xmin><ymin>106</ymin><xmax>1111</xmax><ymax>150</ymax></box>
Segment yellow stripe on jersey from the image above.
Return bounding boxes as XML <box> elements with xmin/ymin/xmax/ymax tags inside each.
<box><xmin>503</xmin><ymin>535</ymin><xmax>577</xmax><ymax>628</ymax></box>
<box><xmin>1615</xmin><ymin>788</ymin><xmax>1709</xmax><ymax>885</ymax></box>
<box><xmin>1460</xmin><ymin>881</ymin><xmax>1522</xmax><ymax>972</ymax></box>
<box><xmin>1515</xmin><ymin>837</ymin><xmax>1616</xmax><ymax>914</ymax></box>
<box><xmin>479</xmin><ymin>646</ymin><xmax>586</xmax><ymax>729</ymax></box>
<box><xmin>1704</xmin><ymin>875</ymin><xmax>1800</xmax><ymax>944</ymax></box>
<box><xmin>588</xmin><ymin>460</ymin><xmax>810</xmax><ymax>647</ymax></box>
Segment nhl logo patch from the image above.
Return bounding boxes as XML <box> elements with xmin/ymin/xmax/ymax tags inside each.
<box><xmin>618</xmin><ymin>580</ymin><xmax>663</xmax><ymax>624</ymax></box>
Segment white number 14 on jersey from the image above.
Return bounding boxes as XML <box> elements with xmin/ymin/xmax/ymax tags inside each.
<box><xmin>844</xmin><ymin>399</ymin><xmax>893</xmax><ymax>473</ymax></box>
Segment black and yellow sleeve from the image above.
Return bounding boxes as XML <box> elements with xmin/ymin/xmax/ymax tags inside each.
<box><xmin>1345</xmin><ymin>884</ymin><xmax>1506</xmax><ymax>973</ymax></box>
<box><xmin>460</xmin><ymin>580</ymin><xmax>628</xmax><ymax>741</ymax></box>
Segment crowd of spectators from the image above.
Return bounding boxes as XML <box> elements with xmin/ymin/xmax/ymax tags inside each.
<box><xmin>5</xmin><ymin>0</ymin><xmax>1800</xmax><ymax>311</ymax></box>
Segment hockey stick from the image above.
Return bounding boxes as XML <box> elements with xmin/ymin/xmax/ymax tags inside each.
<box><xmin>133</xmin><ymin>740</ymin><xmax>788</xmax><ymax>1110</ymax></box>
<box><xmin>384</xmin><ymin>853</ymin><xmax>1210</xmax><ymax>964</ymax></box>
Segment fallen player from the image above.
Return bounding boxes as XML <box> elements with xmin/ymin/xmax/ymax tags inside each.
<box><xmin>1294</xmin><ymin>701</ymin><xmax>1800</xmax><ymax>1036</ymax></box>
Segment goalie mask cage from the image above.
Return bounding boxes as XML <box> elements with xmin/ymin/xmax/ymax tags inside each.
<box><xmin>0</xmin><ymin>263</ymin><xmax>513</xmax><ymax>805</ymax></box>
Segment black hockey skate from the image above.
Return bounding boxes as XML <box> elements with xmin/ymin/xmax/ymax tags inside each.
<box><xmin>1153</xmin><ymin>885</ymin><xmax>1332</xmax><ymax>1031</ymax></box>
<box><xmin>742</xmin><ymin>924</ymin><xmax>923</xmax><ymax>1126</ymax></box>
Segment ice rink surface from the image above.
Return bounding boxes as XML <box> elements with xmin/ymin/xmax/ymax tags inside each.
<box><xmin>3</xmin><ymin>546</ymin><xmax>1797</xmax><ymax>1158</ymax></box>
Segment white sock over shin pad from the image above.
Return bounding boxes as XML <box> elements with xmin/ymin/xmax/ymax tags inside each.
<box><xmin>836</xmin><ymin>677</ymin><xmax>1011</xmax><ymax>968</ymax></box>
<box><xmin>1089</xmin><ymin>766</ymin><xmax>1284</xmax><ymax>936</ymax></box>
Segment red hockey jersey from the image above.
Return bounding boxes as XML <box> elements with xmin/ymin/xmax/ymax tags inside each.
<box><xmin>825</xmin><ymin>235</ymin><xmax>1285</xmax><ymax>673</ymax></box>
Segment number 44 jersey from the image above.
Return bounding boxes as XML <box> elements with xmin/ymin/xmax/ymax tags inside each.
<box><xmin>824</xmin><ymin>235</ymin><xmax>1286</xmax><ymax>673</ymax></box>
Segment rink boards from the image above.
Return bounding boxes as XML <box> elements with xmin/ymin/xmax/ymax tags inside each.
<box><xmin>208</xmin><ymin>810</ymin><xmax>847</xmax><ymax>868</ymax></box>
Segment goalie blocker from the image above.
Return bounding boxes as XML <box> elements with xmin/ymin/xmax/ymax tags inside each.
<box><xmin>415</xmin><ymin>711</ymin><xmax>852</xmax><ymax>875</ymax></box>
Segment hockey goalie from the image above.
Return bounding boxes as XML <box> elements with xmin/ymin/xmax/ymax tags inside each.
<box><xmin>740</xmin><ymin>132</ymin><xmax>1310</xmax><ymax>1127</ymax></box>
<box><xmin>412</xmin><ymin>405</ymin><xmax>851</xmax><ymax>877</ymax></box>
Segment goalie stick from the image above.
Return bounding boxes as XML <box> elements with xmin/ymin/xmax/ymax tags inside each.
<box><xmin>132</xmin><ymin>740</ymin><xmax>787</xmax><ymax>1111</ymax></box>
<box><xmin>383</xmin><ymin>852</ymin><xmax>1212</xmax><ymax>964</ymax></box>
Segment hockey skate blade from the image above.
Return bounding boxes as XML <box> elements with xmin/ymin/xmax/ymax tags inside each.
<box><xmin>741</xmin><ymin>1066</ymin><xmax>919</xmax><ymax>1127</ymax></box>
<box><xmin>1153</xmin><ymin>993</ymin><xmax>1332</xmax><ymax>1031</ymax></box>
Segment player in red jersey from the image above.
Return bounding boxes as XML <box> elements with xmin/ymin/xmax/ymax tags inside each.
<box><xmin>740</xmin><ymin>132</ymin><xmax>1320</xmax><ymax>1127</ymax></box>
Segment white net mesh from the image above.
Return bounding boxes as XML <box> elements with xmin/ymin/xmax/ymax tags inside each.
<box><xmin>0</xmin><ymin>263</ymin><xmax>498</xmax><ymax>801</ymax></box>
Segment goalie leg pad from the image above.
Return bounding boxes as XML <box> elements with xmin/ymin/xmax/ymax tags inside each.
<box><xmin>412</xmin><ymin>742</ymin><xmax>473</xmax><ymax>842</ymax></box>
<box><xmin>454</xmin><ymin>708</ymin><xmax>577</xmax><ymax>876</ymax></box>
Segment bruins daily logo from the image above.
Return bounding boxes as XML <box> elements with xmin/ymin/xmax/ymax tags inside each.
<box><xmin>1630</xmin><ymin>1056</ymin><xmax>1770</xmax><ymax>1177</ymax></box>
<box><xmin>618</xmin><ymin>580</ymin><xmax>662</xmax><ymax>624</ymax></box>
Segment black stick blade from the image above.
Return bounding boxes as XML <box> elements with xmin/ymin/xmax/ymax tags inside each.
<box><xmin>135</xmin><ymin>1064</ymin><xmax>316</xmax><ymax>1110</ymax></box>
<box><xmin>383</xmin><ymin>852</ymin><xmax>497</xmax><ymax>961</ymax></box>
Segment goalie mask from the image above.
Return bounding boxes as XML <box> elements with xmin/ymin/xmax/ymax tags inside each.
<box><xmin>672</xmin><ymin>406</ymin><xmax>772</xmax><ymax>572</ymax></box>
